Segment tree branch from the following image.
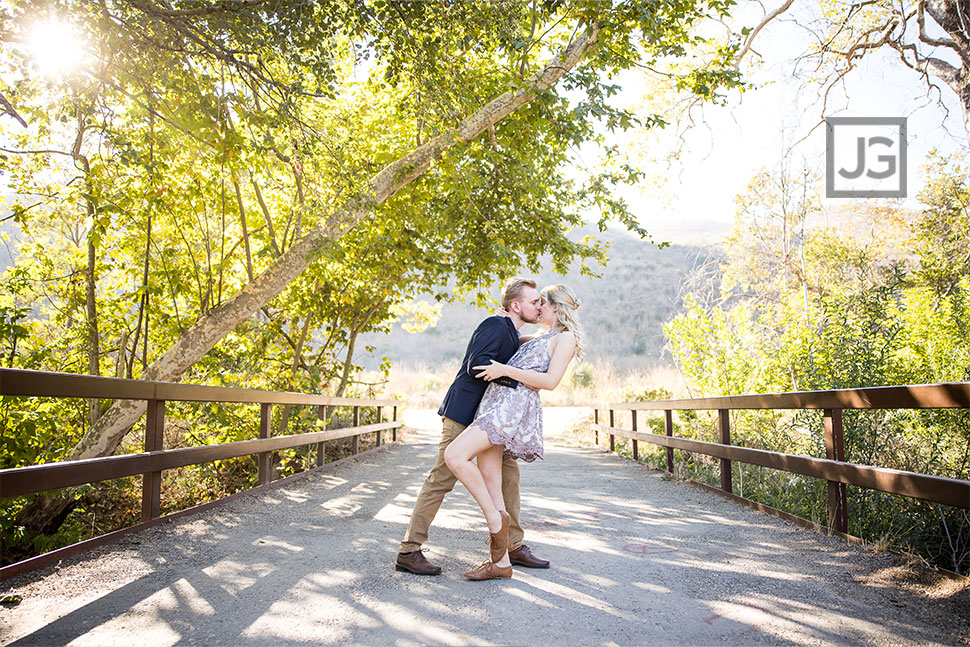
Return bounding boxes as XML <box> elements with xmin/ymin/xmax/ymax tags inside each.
<box><xmin>0</xmin><ymin>91</ymin><xmax>28</xmax><ymax>128</ymax></box>
<box><xmin>250</xmin><ymin>175</ymin><xmax>282</xmax><ymax>257</ymax></box>
<box><xmin>917</xmin><ymin>0</ymin><xmax>958</xmax><ymax>49</ymax></box>
<box><xmin>733</xmin><ymin>0</ymin><xmax>795</xmax><ymax>70</ymax></box>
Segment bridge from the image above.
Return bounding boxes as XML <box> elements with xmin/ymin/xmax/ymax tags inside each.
<box><xmin>1</xmin><ymin>370</ymin><xmax>969</xmax><ymax>645</ymax></box>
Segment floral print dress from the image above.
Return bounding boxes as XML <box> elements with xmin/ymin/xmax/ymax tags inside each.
<box><xmin>472</xmin><ymin>329</ymin><xmax>561</xmax><ymax>462</ymax></box>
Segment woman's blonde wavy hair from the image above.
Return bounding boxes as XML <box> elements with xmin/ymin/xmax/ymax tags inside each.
<box><xmin>540</xmin><ymin>284</ymin><xmax>584</xmax><ymax>361</ymax></box>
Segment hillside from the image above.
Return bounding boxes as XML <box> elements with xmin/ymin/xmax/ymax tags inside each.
<box><xmin>358</xmin><ymin>227</ymin><xmax>724</xmax><ymax>373</ymax></box>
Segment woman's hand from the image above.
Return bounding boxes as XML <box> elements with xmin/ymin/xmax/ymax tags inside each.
<box><xmin>474</xmin><ymin>360</ymin><xmax>507</xmax><ymax>381</ymax></box>
<box><xmin>496</xmin><ymin>307</ymin><xmax>511</xmax><ymax>318</ymax></box>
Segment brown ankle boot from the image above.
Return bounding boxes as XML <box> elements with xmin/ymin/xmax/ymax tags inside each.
<box><xmin>464</xmin><ymin>560</ymin><xmax>513</xmax><ymax>580</ymax></box>
<box><xmin>488</xmin><ymin>511</ymin><xmax>510</xmax><ymax>563</ymax></box>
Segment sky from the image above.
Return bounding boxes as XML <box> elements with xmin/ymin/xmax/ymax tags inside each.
<box><xmin>598</xmin><ymin>0</ymin><xmax>969</xmax><ymax>245</ymax></box>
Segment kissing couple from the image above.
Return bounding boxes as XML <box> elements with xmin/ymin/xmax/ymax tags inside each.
<box><xmin>395</xmin><ymin>277</ymin><xmax>584</xmax><ymax>580</ymax></box>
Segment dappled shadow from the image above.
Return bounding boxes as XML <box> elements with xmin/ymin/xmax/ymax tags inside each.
<box><xmin>2</xmin><ymin>416</ymin><xmax>966</xmax><ymax>646</ymax></box>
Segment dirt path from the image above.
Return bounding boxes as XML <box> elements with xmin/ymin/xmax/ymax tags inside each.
<box><xmin>2</xmin><ymin>408</ymin><xmax>967</xmax><ymax>646</ymax></box>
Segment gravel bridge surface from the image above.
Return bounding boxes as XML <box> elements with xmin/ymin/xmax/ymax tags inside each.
<box><xmin>2</xmin><ymin>408</ymin><xmax>968</xmax><ymax>646</ymax></box>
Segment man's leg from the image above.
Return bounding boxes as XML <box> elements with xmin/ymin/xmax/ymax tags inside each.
<box><xmin>501</xmin><ymin>457</ymin><xmax>523</xmax><ymax>550</ymax></box>
<box><xmin>502</xmin><ymin>457</ymin><xmax>551</xmax><ymax>569</ymax></box>
<box><xmin>399</xmin><ymin>417</ymin><xmax>465</xmax><ymax>553</ymax></box>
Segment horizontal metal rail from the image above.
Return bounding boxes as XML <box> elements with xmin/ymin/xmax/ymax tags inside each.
<box><xmin>592</xmin><ymin>423</ymin><xmax>970</xmax><ymax>509</ymax></box>
<box><xmin>0</xmin><ymin>421</ymin><xmax>400</xmax><ymax>498</ymax></box>
<box><xmin>0</xmin><ymin>368</ymin><xmax>398</xmax><ymax>406</ymax></box>
<box><xmin>594</xmin><ymin>382</ymin><xmax>970</xmax><ymax>411</ymax></box>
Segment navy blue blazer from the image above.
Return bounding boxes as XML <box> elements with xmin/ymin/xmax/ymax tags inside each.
<box><xmin>438</xmin><ymin>316</ymin><xmax>520</xmax><ymax>426</ymax></box>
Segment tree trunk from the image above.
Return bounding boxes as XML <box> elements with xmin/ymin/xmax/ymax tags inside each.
<box><xmin>1</xmin><ymin>494</ymin><xmax>81</xmax><ymax>566</ymax></box>
<box><xmin>251</xmin><ymin>177</ymin><xmax>282</xmax><ymax>257</ymax></box>
<box><xmin>276</xmin><ymin>316</ymin><xmax>312</xmax><ymax>436</ymax></box>
<box><xmin>925</xmin><ymin>0</ymin><xmax>969</xmax><ymax>69</ymax></box>
<box><xmin>81</xmin><ymin>156</ymin><xmax>101</xmax><ymax>427</ymax></box>
<box><xmin>334</xmin><ymin>329</ymin><xmax>360</xmax><ymax>399</ymax></box>
<box><xmin>115</xmin><ymin>329</ymin><xmax>128</xmax><ymax>378</ymax></box>
<box><xmin>334</xmin><ymin>298</ymin><xmax>384</xmax><ymax>397</ymax></box>
<box><xmin>952</xmin><ymin>67</ymin><xmax>970</xmax><ymax>138</ymax></box>
<box><xmin>233</xmin><ymin>176</ymin><xmax>255</xmax><ymax>281</ymax></box>
<box><xmin>13</xmin><ymin>27</ymin><xmax>599</xmax><ymax>547</ymax></box>
<box><xmin>917</xmin><ymin>0</ymin><xmax>970</xmax><ymax>136</ymax></box>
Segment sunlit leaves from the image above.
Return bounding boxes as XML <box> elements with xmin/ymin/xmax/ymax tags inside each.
<box><xmin>911</xmin><ymin>151</ymin><xmax>970</xmax><ymax>298</ymax></box>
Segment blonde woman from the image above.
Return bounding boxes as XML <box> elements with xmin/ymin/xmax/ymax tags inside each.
<box><xmin>444</xmin><ymin>284</ymin><xmax>584</xmax><ymax>581</ymax></box>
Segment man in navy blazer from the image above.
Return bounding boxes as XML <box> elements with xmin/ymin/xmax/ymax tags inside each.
<box><xmin>436</xmin><ymin>315</ymin><xmax>521</xmax><ymax>424</ymax></box>
<box><xmin>396</xmin><ymin>277</ymin><xmax>551</xmax><ymax>575</ymax></box>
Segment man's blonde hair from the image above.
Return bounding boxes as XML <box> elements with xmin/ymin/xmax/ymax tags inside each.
<box><xmin>501</xmin><ymin>277</ymin><xmax>537</xmax><ymax>310</ymax></box>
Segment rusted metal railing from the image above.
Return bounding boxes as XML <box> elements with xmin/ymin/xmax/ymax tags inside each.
<box><xmin>591</xmin><ymin>383</ymin><xmax>970</xmax><ymax>536</ymax></box>
<box><xmin>0</xmin><ymin>368</ymin><xmax>402</xmax><ymax>578</ymax></box>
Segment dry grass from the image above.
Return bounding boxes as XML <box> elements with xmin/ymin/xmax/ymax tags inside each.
<box><xmin>854</xmin><ymin>559</ymin><xmax>970</xmax><ymax>642</ymax></box>
<box><xmin>380</xmin><ymin>360</ymin><xmax>689</xmax><ymax>409</ymax></box>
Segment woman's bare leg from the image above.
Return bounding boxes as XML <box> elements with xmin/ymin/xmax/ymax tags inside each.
<box><xmin>480</xmin><ymin>445</ymin><xmax>506</xmax><ymax>515</ymax></box>
<box><xmin>443</xmin><ymin>425</ymin><xmax>504</xmax><ymax>534</ymax></box>
<box><xmin>478</xmin><ymin>444</ymin><xmax>511</xmax><ymax>566</ymax></box>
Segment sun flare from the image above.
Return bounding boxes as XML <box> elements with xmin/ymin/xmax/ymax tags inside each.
<box><xmin>27</xmin><ymin>20</ymin><xmax>87</xmax><ymax>77</ymax></box>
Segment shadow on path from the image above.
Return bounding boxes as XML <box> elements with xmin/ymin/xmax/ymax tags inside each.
<box><xmin>1</xmin><ymin>409</ymin><xmax>966</xmax><ymax>646</ymax></box>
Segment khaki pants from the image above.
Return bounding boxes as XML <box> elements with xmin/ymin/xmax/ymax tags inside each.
<box><xmin>399</xmin><ymin>416</ymin><xmax>525</xmax><ymax>553</ymax></box>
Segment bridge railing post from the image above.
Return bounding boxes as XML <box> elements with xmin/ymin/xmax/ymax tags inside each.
<box><xmin>376</xmin><ymin>406</ymin><xmax>383</xmax><ymax>447</ymax></box>
<box><xmin>392</xmin><ymin>405</ymin><xmax>398</xmax><ymax>442</ymax></box>
<box><xmin>352</xmin><ymin>405</ymin><xmax>360</xmax><ymax>455</ymax></box>
<box><xmin>141</xmin><ymin>398</ymin><xmax>165</xmax><ymax>522</ymax></box>
<box><xmin>665</xmin><ymin>410</ymin><xmax>674</xmax><ymax>473</ymax></box>
<box><xmin>257</xmin><ymin>403</ymin><xmax>272</xmax><ymax>486</ymax></box>
<box><xmin>316</xmin><ymin>405</ymin><xmax>327</xmax><ymax>467</ymax></box>
<box><xmin>631</xmin><ymin>409</ymin><xmax>638</xmax><ymax>461</ymax></box>
<box><xmin>824</xmin><ymin>408</ymin><xmax>848</xmax><ymax>534</ymax></box>
<box><xmin>718</xmin><ymin>408</ymin><xmax>732</xmax><ymax>493</ymax></box>
<box><xmin>608</xmin><ymin>408</ymin><xmax>615</xmax><ymax>453</ymax></box>
<box><xmin>593</xmin><ymin>409</ymin><xmax>599</xmax><ymax>446</ymax></box>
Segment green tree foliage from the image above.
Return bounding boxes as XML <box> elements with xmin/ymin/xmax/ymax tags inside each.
<box><xmin>1</xmin><ymin>1</ymin><xmax>745</xmax><ymax>562</ymax></box>
<box><xmin>664</xmin><ymin>152</ymin><xmax>970</xmax><ymax>574</ymax></box>
<box><xmin>911</xmin><ymin>153</ymin><xmax>970</xmax><ymax>298</ymax></box>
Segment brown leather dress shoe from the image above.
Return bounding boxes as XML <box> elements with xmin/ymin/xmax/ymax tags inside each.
<box><xmin>464</xmin><ymin>560</ymin><xmax>513</xmax><ymax>580</ymax></box>
<box><xmin>396</xmin><ymin>549</ymin><xmax>442</xmax><ymax>575</ymax></box>
<box><xmin>508</xmin><ymin>544</ymin><xmax>550</xmax><ymax>568</ymax></box>
<box><xmin>488</xmin><ymin>511</ymin><xmax>511</xmax><ymax>563</ymax></box>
